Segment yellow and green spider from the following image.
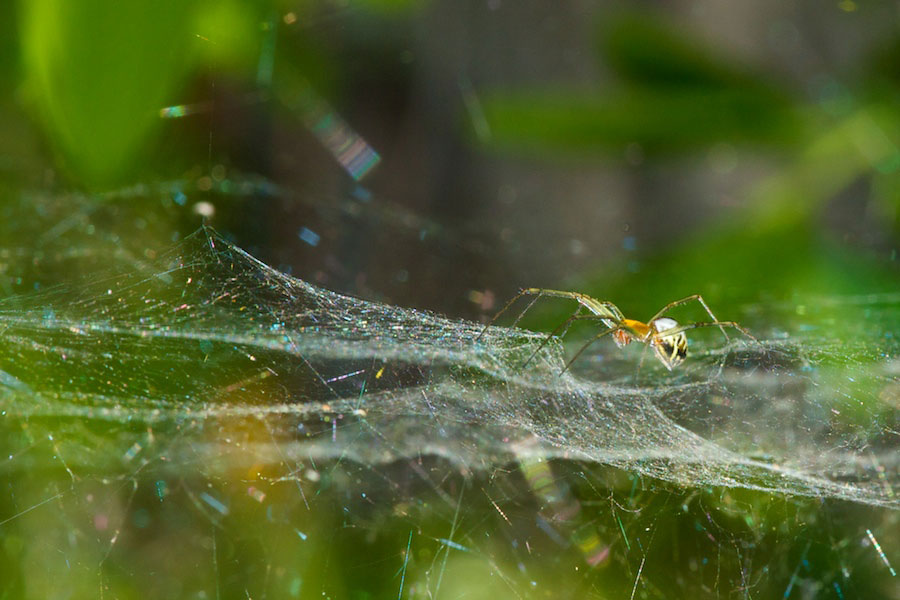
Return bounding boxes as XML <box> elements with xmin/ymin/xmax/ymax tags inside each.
<box><xmin>481</xmin><ymin>288</ymin><xmax>756</xmax><ymax>372</ymax></box>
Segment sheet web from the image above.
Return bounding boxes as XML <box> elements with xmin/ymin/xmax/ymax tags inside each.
<box><xmin>0</xmin><ymin>222</ymin><xmax>896</xmax><ymax>597</ymax></box>
<box><xmin>0</xmin><ymin>227</ymin><xmax>895</xmax><ymax>510</ymax></box>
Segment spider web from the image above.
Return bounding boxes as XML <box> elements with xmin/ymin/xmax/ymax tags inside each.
<box><xmin>0</xmin><ymin>226</ymin><xmax>895</xmax><ymax>509</ymax></box>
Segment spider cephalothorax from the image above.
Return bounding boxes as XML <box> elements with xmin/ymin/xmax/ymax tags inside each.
<box><xmin>610</xmin><ymin>317</ymin><xmax>688</xmax><ymax>371</ymax></box>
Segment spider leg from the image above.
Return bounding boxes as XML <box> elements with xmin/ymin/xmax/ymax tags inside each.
<box><xmin>636</xmin><ymin>342</ymin><xmax>651</xmax><ymax>383</ymax></box>
<box><xmin>660</xmin><ymin>321</ymin><xmax>763</xmax><ymax>372</ymax></box>
<box><xmin>510</xmin><ymin>294</ymin><xmax>542</xmax><ymax>330</ymax></box>
<box><xmin>476</xmin><ymin>288</ymin><xmax>535</xmax><ymax>341</ymax></box>
<box><xmin>659</xmin><ymin>321</ymin><xmax>758</xmax><ymax>343</ymax></box>
<box><xmin>516</xmin><ymin>288</ymin><xmax>625</xmax><ymax>321</ymax></box>
<box><xmin>560</xmin><ymin>325</ymin><xmax>619</xmax><ymax>374</ymax></box>
<box><xmin>649</xmin><ymin>294</ymin><xmax>729</xmax><ymax>341</ymax></box>
<box><xmin>556</xmin><ymin>305</ymin><xmax>586</xmax><ymax>339</ymax></box>
<box><xmin>521</xmin><ymin>312</ymin><xmax>608</xmax><ymax>368</ymax></box>
<box><xmin>477</xmin><ymin>287</ymin><xmax>623</xmax><ymax>341</ymax></box>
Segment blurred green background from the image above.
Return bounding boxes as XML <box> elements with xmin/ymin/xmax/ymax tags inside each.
<box><xmin>0</xmin><ymin>0</ymin><xmax>898</xmax><ymax>598</ymax></box>
<box><xmin>6</xmin><ymin>0</ymin><xmax>899</xmax><ymax>319</ymax></box>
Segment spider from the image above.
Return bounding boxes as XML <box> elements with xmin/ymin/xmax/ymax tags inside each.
<box><xmin>479</xmin><ymin>288</ymin><xmax>757</xmax><ymax>372</ymax></box>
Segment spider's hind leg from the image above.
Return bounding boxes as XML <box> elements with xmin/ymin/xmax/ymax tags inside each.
<box><xmin>662</xmin><ymin>321</ymin><xmax>762</xmax><ymax>364</ymax></box>
<box><xmin>664</xmin><ymin>320</ymin><xmax>756</xmax><ymax>340</ymax></box>
<box><xmin>649</xmin><ymin>294</ymin><xmax>730</xmax><ymax>341</ymax></box>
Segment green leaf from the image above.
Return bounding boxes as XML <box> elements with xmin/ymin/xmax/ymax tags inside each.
<box><xmin>480</xmin><ymin>88</ymin><xmax>803</xmax><ymax>157</ymax></box>
<box><xmin>20</xmin><ymin>0</ymin><xmax>197</xmax><ymax>186</ymax></box>
<box><xmin>600</xmin><ymin>12</ymin><xmax>775</xmax><ymax>93</ymax></box>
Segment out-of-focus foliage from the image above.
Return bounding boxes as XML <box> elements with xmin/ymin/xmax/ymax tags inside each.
<box><xmin>20</xmin><ymin>0</ymin><xmax>199</xmax><ymax>185</ymax></box>
<box><xmin>482</xmin><ymin>14</ymin><xmax>806</xmax><ymax>155</ymax></box>
<box><xmin>16</xmin><ymin>0</ymin><xmax>417</xmax><ymax>187</ymax></box>
<box><xmin>480</xmin><ymin>11</ymin><xmax>900</xmax><ymax>328</ymax></box>
<box><xmin>193</xmin><ymin>0</ymin><xmax>264</xmax><ymax>71</ymax></box>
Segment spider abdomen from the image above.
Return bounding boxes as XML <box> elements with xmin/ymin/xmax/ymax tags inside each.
<box><xmin>651</xmin><ymin>318</ymin><xmax>688</xmax><ymax>370</ymax></box>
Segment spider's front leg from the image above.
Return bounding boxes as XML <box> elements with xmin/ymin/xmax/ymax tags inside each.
<box><xmin>477</xmin><ymin>288</ymin><xmax>623</xmax><ymax>340</ymax></box>
<box><xmin>522</xmin><ymin>313</ymin><xmax>609</xmax><ymax>368</ymax></box>
<box><xmin>561</xmin><ymin>325</ymin><xmax>623</xmax><ymax>374</ymax></box>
